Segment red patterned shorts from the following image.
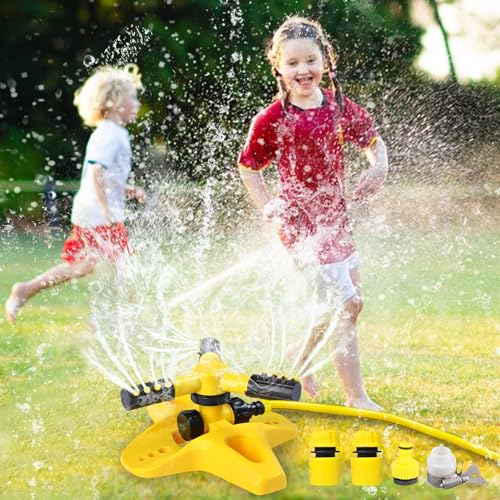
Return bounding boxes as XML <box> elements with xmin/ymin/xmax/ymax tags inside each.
<box><xmin>61</xmin><ymin>224</ymin><xmax>131</xmax><ymax>264</ymax></box>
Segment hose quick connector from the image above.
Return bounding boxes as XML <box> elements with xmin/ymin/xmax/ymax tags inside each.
<box><xmin>351</xmin><ymin>430</ymin><xmax>383</xmax><ymax>486</ymax></box>
<box><xmin>228</xmin><ymin>397</ymin><xmax>265</xmax><ymax>423</ymax></box>
<box><xmin>426</xmin><ymin>445</ymin><xmax>486</xmax><ymax>489</ymax></box>
<box><xmin>121</xmin><ymin>379</ymin><xmax>175</xmax><ymax>411</ymax></box>
<box><xmin>246</xmin><ymin>374</ymin><xmax>301</xmax><ymax>401</ymax></box>
<box><xmin>391</xmin><ymin>442</ymin><xmax>419</xmax><ymax>485</ymax></box>
<box><xmin>309</xmin><ymin>430</ymin><xmax>342</xmax><ymax>486</ymax></box>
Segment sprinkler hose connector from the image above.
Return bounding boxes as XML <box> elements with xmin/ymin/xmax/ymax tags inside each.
<box><xmin>426</xmin><ymin>445</ymin><xmax>486</xmax><ymax>489</ymax></box>
<box><xmin>246</xmin><ymin>374</ymin><xmax>301</xmax><ymax>401</ymax></box>
<box><xmin>351</xmin><ymin>430</ymin><xmax>383</xmax><ymax>486</ymax></box>
<box><xmin>309</xmin><ymin>430</ymin><xmax>342</xmax><ymax>486</ymax></box>
<box><xmin>121</xmin><ymin>379</ymin><xmax>175</xmax><ymax>411</ymax></box>
<box><xmin>228</xmin><ymin>397</ymin><xmax>266</xmax><ymax>423</ymax></box>
<box><xmin>268</xmin><ymin>401</ymin><xmax>499</xmax><ymax>463</ymax></box>
<box><xmin>391</xmin><ymin>442</ymin><xmax>419</xmax><ymax>485</ymax></box>
<box><xmin>176</xmin><ymin>397</ymin><xmax>266</xmax><ymax>441</ymax></box>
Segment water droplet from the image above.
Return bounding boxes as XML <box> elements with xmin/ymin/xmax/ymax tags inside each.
<box><xmin>83</xmin><ymin>54</ymin><xmax>97</xmax><ymax>68</ymax></box>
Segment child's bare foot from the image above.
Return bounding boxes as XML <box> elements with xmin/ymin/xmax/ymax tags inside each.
<box><xmin>5</xmin><ymin>283</ymin><xmax>28</xmax><ymax>323</ymax></box>
<box><xmin>346</xmin><ymin>397</ymin><xmax>382</xmax><ymax>411</ymax></box>
<box><xmin>301</xmin><ymin>373</ymin><xmax>319</xmax><ymax>398</ymax></box>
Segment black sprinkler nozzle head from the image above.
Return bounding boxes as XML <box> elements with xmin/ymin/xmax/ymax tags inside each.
<box><xmin>198</xmin><ymin>337</ymin><xmax>221</xmax><ymax>357</ymax></box>
<box><xmin>246</xmin><ymin>374</ymin><xmax>302</xmax><ymax>401</ymax></box>
<box><xmin>120</xmin><ymin>379</ymin><xmax>175</xmax><ymax>411</ymax></box>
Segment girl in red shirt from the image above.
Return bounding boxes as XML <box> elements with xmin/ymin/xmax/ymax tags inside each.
<box><xmin>238</xmin><ymin>17</ymin><xmax>388</xmax><ymax>410</ymax></box>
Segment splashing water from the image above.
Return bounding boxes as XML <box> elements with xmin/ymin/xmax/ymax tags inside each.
<box><xmin>64</xmin><ymin>1</ymin><xmax>498</xmax><ymax>403</ymax></box>
<box><xmin>85</xmin><ymin>178</ymin><xmax>344</xmax><ymax>392</ymax></box>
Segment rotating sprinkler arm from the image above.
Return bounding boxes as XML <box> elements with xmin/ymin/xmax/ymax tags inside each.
<box><xmin>120</xmin><ymin>374</ymin><xmax>201</xmax><ymax>411</ymax></box>
<box><xmin>121</xmin><ymin>370</ymin><xmax>302</xmax><ymax>411</ymax></box>
<box><xmin>269</xmin><ymin>401</ymin><xmax>500</xmax><ymax>463</ymax></box>
<box><xmin>121</xmin><ymin>337</ymin><xmax>301</xmax><ymax>411</ymax></box>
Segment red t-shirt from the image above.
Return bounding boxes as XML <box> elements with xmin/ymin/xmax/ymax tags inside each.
<box><xmin>238</xmin><ymin>88</ymin><xmax>378</xmax><ymax>265</ymax></box>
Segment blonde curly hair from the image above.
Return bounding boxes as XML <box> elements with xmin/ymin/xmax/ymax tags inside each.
<box><xmin>74</xmin><ymin>64</ymin><xmax>143</xmax><ymax>127</ymax></box>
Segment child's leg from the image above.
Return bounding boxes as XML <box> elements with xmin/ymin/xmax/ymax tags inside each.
<box><xmin>5</xmin><ymin>258</ymin><xmax>96</xmax><ymax>323</ymax></box>
<box><xmin>331</xmin><ymin>266</ymin><xmax>381</xmax><ymax>410</ymax></box>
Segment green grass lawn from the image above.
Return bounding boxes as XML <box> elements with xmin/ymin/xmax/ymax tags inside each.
<box><xmin>0</xmin><ymin>209</ymin><xmax>499</xmax><ymax>499</ymax></box>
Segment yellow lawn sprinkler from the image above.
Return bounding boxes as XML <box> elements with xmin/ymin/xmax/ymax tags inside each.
<box><xmin>120</xmin><ymin>337</ymin><xmax>301</xmax><ymax>496</ymax></box>
<box><xmin>120</xmin><ymin>337</ymin><xmax>499</xmax><ymax>495</ymax></box>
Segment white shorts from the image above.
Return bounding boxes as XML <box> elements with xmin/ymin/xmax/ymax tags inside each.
<box><xmin>316</xmin><ymin>252</ymin><xmax>360</xmax><ymax>304</ymax></box>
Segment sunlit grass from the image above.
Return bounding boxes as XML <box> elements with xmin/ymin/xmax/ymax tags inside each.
<box><xmin>0</xmin><ymin>219</ymin><xmax>498</xmax><ymax>499</ymax></box>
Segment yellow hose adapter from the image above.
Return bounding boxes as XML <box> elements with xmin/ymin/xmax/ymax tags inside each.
<box><xmin>269</xmin><ymin>401</ymin><xmax>499</xmax><ymax>463</ymax></box>
<box><xmin>351</xmin><ymin>430</ymin><xmax>383</xmax><ymax>486</ymax></box>
<box><xmin>391</xmin><ymin>442</ymin><xmax>419</xmax><ymax>485</ymax></box>
<box><xmin>309</xmin><ymin>430</ymin><xmax>342</xmax><ymax>486</ymax></box>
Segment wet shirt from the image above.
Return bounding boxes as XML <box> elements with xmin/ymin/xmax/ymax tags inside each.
<box><xmin>238</xmin><ymin>89</ymin><xmax>377</xmax><ymax>265</ymax></box>
<box><xmin>72</xmin><ymin>120</ymin><xmax>131</xmax><ymax>227</ymax></box>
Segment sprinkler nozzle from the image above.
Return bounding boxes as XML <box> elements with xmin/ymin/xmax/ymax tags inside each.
<box><xmin>121</xmin><ymin>379</ymin><xmax>175</xmax><ymax>411</ymax></box>
<box><xmin>246</xmin><ymin>374</ymin><xmax>301</xmax><ymax>401</ymax></box>
<box><xmin>198</xmin><ymin>337</ymin><xmax>221</xmax><ymax>357</ymax></box>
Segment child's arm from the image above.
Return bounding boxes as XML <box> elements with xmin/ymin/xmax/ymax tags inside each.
<box><xmin>91</xmin><ymin>164</ymin><xmax>112</xmax><ymax>223</ymax></box>
<box><xmin>239</xmin><ymin>168</ymin><xmax>273</xmax><ymax>212</ymax></box>
<box><xmin>125</xmin><ymin>185</ymin><xmax>146</xmax><ymax>203</ymax></box>
<box><xmin>352</xmin><ymin>137</ymin><xmax>389</xmax><ymax>201</ymax></box>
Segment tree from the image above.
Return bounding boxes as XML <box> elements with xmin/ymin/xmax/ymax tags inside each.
<box><xmin>427</xmin><ymin>0</ymin><xmax>457</xmax><ymax>82</ymax></box>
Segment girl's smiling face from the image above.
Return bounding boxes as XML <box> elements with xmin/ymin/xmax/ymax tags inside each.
<box><xmin>277</xmin><ymin>37</ymin><xmax>325</xmax><ymax>105</ymax></box>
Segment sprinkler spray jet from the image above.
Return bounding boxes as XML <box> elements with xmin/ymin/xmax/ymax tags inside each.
<box><xmin>167</xmin><ymin>250</ymin><xmax>263</xmax><ymax>309</ymax></box>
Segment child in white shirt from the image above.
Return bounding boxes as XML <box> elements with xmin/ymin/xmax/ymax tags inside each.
<box><xmin>6</xmin><ymin>64</ymin><xmax>145</xmax><ymax>323</ymax></box>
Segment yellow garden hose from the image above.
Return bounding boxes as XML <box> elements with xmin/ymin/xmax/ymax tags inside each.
<box><xmin>270</xmin><ymin>401</ymin><xmax>500</xmax><ymax>463</ymax></box>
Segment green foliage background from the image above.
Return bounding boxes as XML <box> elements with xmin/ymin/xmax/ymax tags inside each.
<box><xmin>0</xmin><ymin>0</ymin><xmax>422</xmax><ymax>182</ymax></box>
<box><xmin>2</xmin><ymin>0</ymin><xmax>499</xmax><ymax>223</ymax></box>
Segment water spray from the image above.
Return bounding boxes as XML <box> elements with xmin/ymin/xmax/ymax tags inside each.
<box><xmin>167</xmin><ymin>250</ymin><xmax>263</xmax><ymax>309</ymax></box>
